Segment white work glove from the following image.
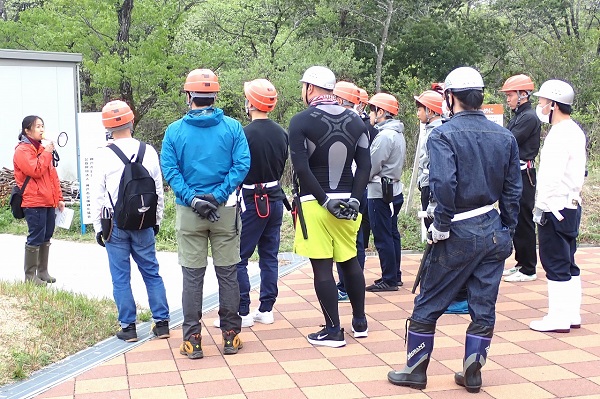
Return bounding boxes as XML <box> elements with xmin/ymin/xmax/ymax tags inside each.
<box><xmin>426</xmin><ymin>200</ymin><xmax>437</xmax><ymax>219</ymax></box>
<box><xmin>532</xmin><ymin>207</ymin><xmax>545</xmax><ymax>226</ymax></box>
<box><xmin>428</xmin><ymin>224</ymin><xmax>450</xmax><ymax>243</ymax></box>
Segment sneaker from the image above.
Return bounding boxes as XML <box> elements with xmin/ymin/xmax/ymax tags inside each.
<box><xmin>351</xmin><ymin>318</ymin><xmax>368</xmax><ymax>338</ymax></box>
<box><xmin>444</xmin><ymin>300</ymin><xmax>469</xmax><ymax>314</ymax></box>
<box><xmin>307</xmin><ymin>327</ymin><xmax>346</xmax><ymax>348</ymax></box>
<box><xmin>223</xmin><ymin>330</ymin><xmax>243</xmax><ymax>355</ymax></box>
<box><xmin>503</xmin><ymin>265</ymin><xmax>520</xmax><ymax>276</ymax></box>
<box><xmin>374</xmin><ymin>278</ymin><xmax>403</xmax><ymax>287</ymax></box>
<box><xmin>253</xmin><ymin>310</ymin><xmax>274</xmax><ymax>325</ymax></box>
<box><xmin>338</xmin><ymin>290</ymin><xmax>349</xmax><ymax>302</ymax></box>
<box><xmin>151</xmin><ymin>320</ymin><xmax>170</xmax><ymax>339</ymax></box>
<box><xmin>180</xmin><ymin>333</ymin><xmax>204</xmax><ymax>359</ymax></box>
<box><xmin>116</xmin><ymin>323</ymin><xmax>138</xmax><ymax>342</ymax></box>
<box><xmin>366</xmin><ymin>281</ymin><xmax>399</xmax><ymax>292</ymax></box>
<box><xmin>213</xmin><ymin>314</ymin><xmax>255</xmax><ymax>328</ymax></box>
<box><xmin>504</xmin><ymin>271</ymin><xmax>537</xmax><ymax>282</ymax></box>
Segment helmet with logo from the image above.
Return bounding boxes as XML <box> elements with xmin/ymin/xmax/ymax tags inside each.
<box><xmin>184</xmin><ymin>69</ymin><xmax>220</xmax><ymax>97</ymax></box>
<box><xmin>368</xmin><ymin>93</ymin><xmax>399</xmax><ymax>116</ymax></box>
<box><xmin>358</xmin><ymin>88</ymin><xmax>369</xmax><ymax>104</ymax></box>
<box><xmin>300</xmin><ymin>66</ymin><xmax>336</xmax><ymax>90</ymax></box>
<box><xmin>444</xmin><ymin>67</ymin><xmax>484</xmax><ymax>92</ymax></box>
<box><xmin>499</xmin><ymin>74</ymin><xmax>534</xmax><ymax>93</ymax></box>
<box><xmin>102</xmin><ymin>100</ymin><xmax>134</xmax><ymax>129</ymax></box>
<box><xmin>533</xmin><ymin>79</ymin><xmax>574</xmax><ymax>105</ymax></box>
<box><xmin>244</xmin><ymin>79</ymin><xmax>278</xmax><ymax>112</ymax></box>
<box><xmin>414</xmin><ymin>90</ymin><xmax>443</xmax><ymax>115</ymax></box>
<box><xmin>333</xmin><ymin>81</ymin><xmax>361</xmax><ymax>105</ymax></box>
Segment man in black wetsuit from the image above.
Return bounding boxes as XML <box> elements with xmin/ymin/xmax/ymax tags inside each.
<box><xmin>289</xmin><ymin>66</ymin><xmax>371</xmax><ymax>348</ymax></box>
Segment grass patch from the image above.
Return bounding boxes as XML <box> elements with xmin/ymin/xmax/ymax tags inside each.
<box><xmin>0</xmin><ymin>281</ymin><xmax>119</xmax><ymax>385</ymax></box>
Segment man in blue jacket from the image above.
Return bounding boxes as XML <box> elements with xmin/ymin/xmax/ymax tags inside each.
<box><xmin>161</xmin><ymin>68</ymin><xmax>250</xmax><ymax>359</ymax></box>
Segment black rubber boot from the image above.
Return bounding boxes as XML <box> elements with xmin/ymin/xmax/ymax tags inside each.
<box><xmin>37</xmin><ymin>241</ymin><xmax>56</xmax><ymax>283</ymax></box>
<box><xmin>387</xmin><ymin>319</ymin><xmax>436</xmax><ymax>389</ymax></box>
<box><xmin>454</xmin><ymin>323</ymin><xmax>494</xmax><ymax>393</ymax></box>
<box><xmin>24</xmin><ymin>244</ymin><xmax>46</xmax><ymax>286</ymax></box>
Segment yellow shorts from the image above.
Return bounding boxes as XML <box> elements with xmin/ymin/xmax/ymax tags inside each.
<box><xmin>293</xmin><ymin>200</ymin><xmax>362</xmax><ymax>262</ymax></box>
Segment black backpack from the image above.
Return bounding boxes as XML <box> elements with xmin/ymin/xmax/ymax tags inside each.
<box><xmin>108</xmin><ymin>142</ymin><xmax>158</xmax><ymax>230</ymax></box>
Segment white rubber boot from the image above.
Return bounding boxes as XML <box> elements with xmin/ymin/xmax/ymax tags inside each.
<box><xmin>529</xmin><ymin>280</ymin><xmax>571</xmax><ymax>333</ymax></box>
<box><xmin>569</xmin><ymin>275</ymin><xmax>582</xmax><ymax>328</ymax></box>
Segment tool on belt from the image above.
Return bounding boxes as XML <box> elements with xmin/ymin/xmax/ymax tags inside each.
<box><xmin>291</xmin><ymin>171</ymin><xmax>308</xmax><ymax>239</ymax></box>
<box><xmin>381</xmin><ymin>176</ymin><xmax>394</xmax><ymax>204</ymax></box>
<box><xmin>412</xmin><ymin>233</ymin><xmax>433</xmax><ymax>294</ymax></box>
<box><xmin>520</xmin><ymin>160</ymin><xmax>535</xmax><ymax>187</ymax></box>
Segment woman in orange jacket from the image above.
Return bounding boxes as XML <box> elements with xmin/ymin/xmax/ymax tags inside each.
<box><xmin>13</xmin><ymin>115</ymin><xmax>65</xmax><ymax>285</ymax></box>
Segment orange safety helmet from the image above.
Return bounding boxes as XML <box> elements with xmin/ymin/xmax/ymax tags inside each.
<box><xmin>184</xmin><ymin>68</ymin><xmax>220</xmax><ymax>93</ymax></box>
<box><xmin>368</xmin><ymin>93</ymin><xmax>399</xmax><ymax>116</ymax></box>
<box><xmin>244</xmin><ymin>79</ymin><xmax>278</xmax><ymax>112</ymax></box>
<box><xmin>499</xmin><ymin>74</ymin><xmax>534</xmax><ymax>93</ymax></box>
<box><xmin>358</xmin><ymin>88</ymin><xmax>369</xmax><ymax>104</ymax></box>
<box><xmin>102</xmin><ymin>100</ymin><xmax>134</xmax><ymax>129</ymax></box>
<box><xmin>414</xmin><ymin>90</ymin><xmax>443</xmax><ymax>115</ymax></box>
<box><xmin>333</xmin><ymin>81</ymin><xmax>361</xmax><ymax>105</ymax></box>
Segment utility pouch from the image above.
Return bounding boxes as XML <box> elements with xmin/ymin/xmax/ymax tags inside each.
<box><xmin>381</xmin><ymin>177</ymin><xmax>394</xmax><ymax>204</ymax></box>
<box><xmin>101</xmin><ymin>207</ymin><xmax>114</xmax><ymax>242</ymax></box>
<box><xmin>254</xmin><ymin>185</ymin><xmax>270</xmax><ymax>218</ymax></box>
<box><xmin>9</xmin><ymin>176</ymin><xmax>31</xmax><ymax>220</ymax></box>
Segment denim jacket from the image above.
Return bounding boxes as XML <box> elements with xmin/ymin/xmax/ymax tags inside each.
<box><xmin>427</xmin><ymin>110</ymin><xmax>522</xmax><ymax>232</ymax></box>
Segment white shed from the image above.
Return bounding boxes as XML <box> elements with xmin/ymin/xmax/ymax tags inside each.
<box><xmin>0</xmin><ymin>49</ymin><xmax>82</xmax><ymax>181</ymax></box>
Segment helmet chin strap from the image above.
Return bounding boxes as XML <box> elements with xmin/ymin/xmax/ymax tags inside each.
<box><xmin>549</xmin><ymin>101</ymin><xmax>555</xmax><ymax>124</ymax></box>
<box><xmin>445</xmin><ymin>94</ymin><xmax>455</xmax><ymax>117</ymax></box>
<box><xmin>514</xmin><ymin>90</ymin><xmax>529</xmax><ymax>112</ymax></box>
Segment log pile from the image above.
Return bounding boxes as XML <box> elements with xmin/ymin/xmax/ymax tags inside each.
<box><xmin>0</xmin><ymin>167</ymin><xmax>80</xmax><ymax>204</ymax></box>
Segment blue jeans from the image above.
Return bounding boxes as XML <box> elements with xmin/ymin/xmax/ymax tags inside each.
<box><xmin>538</xmin><ymin>206</ymin><xmax>581</xmax><ymax>281</ymax></box>
<box><xmin>105</xmin><ymin>226</ymin><xmax>169</xmax><ymax>326</ymax></box>
<box><xmin>24</xmin><ymin>207</ymin><xmax>55</xmax><ymax>246</ymax></box>
<box><xmin>237</xmin><ymin>200</ymin><xmax>283</xmax><ymax>314</ymax></box>
<box><xmin>368</xmin><ymin>193</ymin><xmax>403</xmax><ymax>285</ymax></box>
<box><xmin>412</xmin><ymin>210</ymin><xmax>513</xmax><ymax>327</ymax></box>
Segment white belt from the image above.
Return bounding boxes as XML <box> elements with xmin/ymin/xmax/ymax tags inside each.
<box><xmin>242</xmin><ymin>180</ymin><xmax>279</xmax><ymax>189</ymax></box>
<box><xmin>452</xmin><ymin>205</ymin><xmax>495</xmax><ymax>222</ymax></box>
<box><xmin>300</xmin><ymin>192</ymin><xmax>350</xmax><ymax>203</ymax></box>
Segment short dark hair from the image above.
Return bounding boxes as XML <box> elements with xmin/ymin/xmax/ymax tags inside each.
<box><xmin>451</xmin><ymin>89</ymin><xmax>484</xmax><ymax>110</ymax></box>
<box><xmin>556</xmin><ymin>102</ymin><xmax>572</xmax><ymax>115</ymax></box>
<box><xmin>192</xmin><ymin>97</ymin><xmax>215</xmax><ymax>107</ymax></box>
<box><xmin>19</xmin><ymin>115</ymin><xmax>43</xmax><ymax>140</ymax></box>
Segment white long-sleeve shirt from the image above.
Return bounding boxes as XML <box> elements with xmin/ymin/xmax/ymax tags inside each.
<box><xmin>535</xmin><ymin>119</ymin><xmax>586</xmax><ymax>214</ymax></box>
<box><xmin>91</xmin><ymin>138</ymin><xmax>164</xmax><ymax>233</ymax></box>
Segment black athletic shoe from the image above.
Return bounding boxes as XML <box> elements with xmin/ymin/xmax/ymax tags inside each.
<box><xmin>116</xmin><ymin>323</ymin><xmax>138</xmax><ymax>342</ymax></box>
<box><xmin>366</xmin><ymin>281</ymin><xmax>399</xmax><ymax>292</ymax></box>
<box><xmin>307</xmin><ymin>327</ymin><xmax>346</xmax><ymax>348</ymax></box>
<box><xmin>351</xmin><ymin>318</ymin><xmax>368</xmax><ymax>338</ymax></box>
<box><xmin>373</xmin><ymin>278</ymin><xmax>403</xmax><ymax>287</ymax></box>
<box><xmin>151</xmin><ymin>320</ymin><xmax>170</xmax><ymax>339</ymax></box>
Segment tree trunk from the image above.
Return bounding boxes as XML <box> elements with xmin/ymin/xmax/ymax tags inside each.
<box><xmin>375</xmin><ymin>0</ymin><xmax>393</xmax><ymax>92</ymax></box>
<box><xmin>0</xmin><ymin>0</ymin><xmax>6</xmax><ymax>21</ymax></box>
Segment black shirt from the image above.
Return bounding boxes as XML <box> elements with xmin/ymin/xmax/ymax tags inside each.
<box><xmin>242</xmin><ymin>119</ymin><xmax>289</xmax><ymax>202</ymax></box>
<box><xmin>289</xmin><ymin>105</ymin><xmax>371</xmax><ymax>204</ymax></box>
<box><xmin>507</xmin><ymin>101</ymin><xmax>541</xmax><ymax>161</ymax></box>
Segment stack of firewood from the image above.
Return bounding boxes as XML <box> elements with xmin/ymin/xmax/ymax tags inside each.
<box><xmin>0</xmin><ymin>167</ymin><xmax>80</xmax><ymax>204</ymax></box>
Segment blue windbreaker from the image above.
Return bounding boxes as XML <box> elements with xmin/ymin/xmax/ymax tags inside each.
<box><xmin>161</xmin><ymin>107</ymin><xmax>250</xmax><ymax>206</ymax></box>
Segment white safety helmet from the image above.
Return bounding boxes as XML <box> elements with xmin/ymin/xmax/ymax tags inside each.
<box><xmin>533</xmin><ymin>79</ymin><xmax>574</xmax><ymax>105</ymax></box>
<box><xmin>300</xmin><ymin>66</ymin><xmax>336</xmax><ymax>90</ymax></box>
<box><xmin>444</xmin><ymin>67</ymin><xmax>485</xmax><ymax>92</ymax></box>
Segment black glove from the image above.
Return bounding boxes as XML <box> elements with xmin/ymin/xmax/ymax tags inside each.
<box><xmin>153</xmin><ymin>225</ymin><xmax>160</xmax><ymax>236</ymax></box>
<box><xmin>323</xmin><ymin>197</ymin><xmax>352</xmax><ymax>220</ymax></box>
<box><xmin>198</xmin><ymin>193</ymin><xmax>219</xmax><ymax>208</ymax></box>
<box><xmin>96</xmin><ymin>232</ymin><xmax>105</xmax><ymax>247</ymax></box>
<box><xmin>192</xmin><ymin>196</ymin><xmax>218</xmax><ymax>219</ymax></box>
<box><xmin>345</xmin><ymin>198</ymin><xmax>360</xmax><ymax>220</ymax></box>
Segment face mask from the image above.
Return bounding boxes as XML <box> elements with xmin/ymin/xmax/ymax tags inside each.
<box><xmin>536</xmin><ymin>104</ymin><xmax>550</xmax><ymax>123</ymax></box>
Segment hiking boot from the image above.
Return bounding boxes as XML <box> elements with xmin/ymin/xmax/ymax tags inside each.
<box><xmin>351</xmin><ymin>318</ymin><xmax>368</xmax><ymax>338</ymax></box>
<box><xmin>307</xmin><ymin>327</ymin><xmax>346</xmax><ymax>348</ymax></box>
<box><xmin>504</xmin><ymin>271</ymin><xmax>537</xmax><ymax>282</ymax></box>
<box><xmin>116</xmin><ymin>323</ymin><xmax>138</xmax><ymax>342</ymax></box>
<box><xmin>338</xmin><ymin>290</ymin><xmax>350</xmax><ymax>302</ymax></box>
<box><xmin>223</xmin><ymin>330</ymin><xmax>243</xmax><ymax>355</ymax></box>
<box><xmin>502</xmin><ymin>265</ymin><xmax>520</xmax><ymax>276</ymax></box>
<box><xmin>366</xmin><ymin>281</ymin><xmax>399</xmax><ymax>292</ymax></box>
<box><xmin>151</xmin><ymin>320</ymin><xmax>170</xmax><ymax>339</ymax></box>
<box><xmin>180</xmin><ymin>333</ymin><xmax>204</xmax><ymax>359</ymax></box>
<box><xmin>253</xmin><ymin>309</ymin><xmax>274</xmax><ymax>325</ymax></box>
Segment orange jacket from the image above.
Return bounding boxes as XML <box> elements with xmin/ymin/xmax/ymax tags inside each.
<box><xmin>13</xmin><ymin>138</ymin><xmax>63</xmax><ymax>208</ymax></box>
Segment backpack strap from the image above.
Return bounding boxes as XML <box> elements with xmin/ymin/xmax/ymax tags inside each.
<box><xmin>21</xmin><ymin>176</ymin><xmax>31</xmax><ymax>194</ymax></box>
<box><xmin>136</xmin><ymin>142</ymin><xmax>146</xmax><ymax>164</ymax></box>
<box><xmin>108</xmin><ymin>144</ymin><xmax>132</xmax><ymax>165</ymax></box>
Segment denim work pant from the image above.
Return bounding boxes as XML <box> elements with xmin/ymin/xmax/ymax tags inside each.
<box><xmin>412</xmin><ymin>210</ymin><xmax>513</xmax><ymax>327</ymax></box>
<box><xmin>368</xmin><ymin>193</ymin><xmax>404</xmax><ymax>285</ymax></box>
<box><xmin>24</xmin><ymin>207</ymin><xmax>55</xmax><ymax>246</ymax></box>
<box><xmin>237</xmin><ymin>200</ymin><xmax>284</xmax><ymax>314</ymax></box>
<box><xmin>182</xmin><ymin>264</ymin><xmax>241</xmax><ymax>340</ymax></box>
<box><xmin>105</xmin><ymin>226</ymin><xmax>169</xmax><ymax>326</ymax></box>
<box><xmin>538</xmin><ymin>206</ymin><xmax>581</xmax><ymax>282</ymax></box>
<box><xmin>513</xmin><ymin>168</ymin><xmax>537</xmax><ymax>275</ymax></box>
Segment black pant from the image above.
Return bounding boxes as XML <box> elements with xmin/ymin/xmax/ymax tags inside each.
<box><xmin>513</xmin><ymin>168</ymin><xmax>537</xmax><ymax>275</ymax></box>
<box><xmin>420</xmin><ymin>186</ymin><xmax>432</xmax><ymax>230</ymax></box>
<box><xmin>538</xmin><ymin>206</ymin><xmax>581</xmax><ymax>281</ymax></box>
